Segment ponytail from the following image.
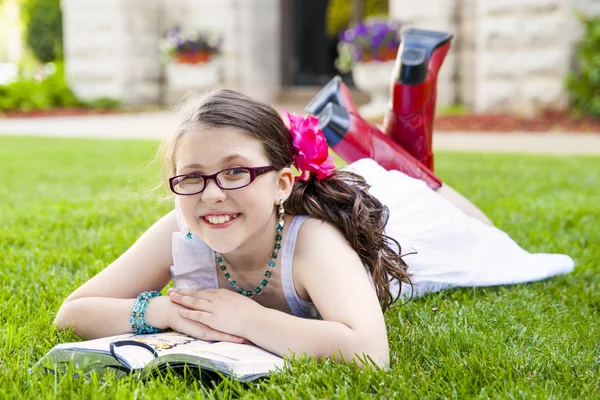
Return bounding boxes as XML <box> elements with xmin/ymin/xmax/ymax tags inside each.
<box><xmin>285</xmin><ymin>170</ymin><xmax>411</xmax><ymax>312</ymax></box>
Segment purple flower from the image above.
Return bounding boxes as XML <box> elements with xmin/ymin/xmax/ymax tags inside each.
<box><xmin>161</xmin><ymin>26</ymin><xmax>224</xmax><ymax>56</ymax></box>
<box><xmin>339</xmin><ymin>19</ymin><xmax>401</xmax><ymax>61</ymax></box>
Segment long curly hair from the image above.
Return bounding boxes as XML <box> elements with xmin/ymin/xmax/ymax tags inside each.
<box><xmin>160</xmin><ymin>89</ymin><xmax>411</xmax><ymax>311</ymax></box>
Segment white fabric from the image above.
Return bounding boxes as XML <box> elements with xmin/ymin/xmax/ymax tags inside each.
<box><xmin>170</xmin><ymin>197</ymin><xmax>219</xmax><ymax>290</ymax></box>
<box><xmin>344</xmin><ymin>158</ymin><xmax>575</xmax><ymax>299</ymax></box>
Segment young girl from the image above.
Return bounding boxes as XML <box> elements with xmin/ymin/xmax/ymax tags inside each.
<box><xmin>54</xmin><ymin>89</ymin><xmax>574</xmax><ymax>368</ymax></box>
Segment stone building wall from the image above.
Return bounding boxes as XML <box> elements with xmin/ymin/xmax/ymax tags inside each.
<box><xmin>391</xmin><ymin>0</ymin><xmax>600</xmax><ymax>114</ymax></box>
<box><xmin>61</xmin><ymin>0</ymin><xmax>162</xmax><ymax>105</ymax></box>
<box><xmin>62</xmin><ymin>0</ymin><xmax>281</xmax><ymax>106</ymax></box>
<box><xmin>474</xmin><ymin>0</ymin><xmax>574</xmax><ymax>115</ymax></box>
<box><xmin>62</xmin><ymin>0</ymin><xmax>600</xmax><ymax>113</ymax></box>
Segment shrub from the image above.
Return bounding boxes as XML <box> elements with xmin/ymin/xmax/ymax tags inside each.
<box><xmin>565</xmin><ymin>14</ymin><xmax>600</xmax><ymax>117</ymax></box>
<box><xmin>22</xmin><ymin>0</ymin><xmax>63</xmax><ymax>63</ymax></box>
<box><xmin>0</xmin><ymin>62</ymin><xmax>81</xmax><ymax>111</ymax></box>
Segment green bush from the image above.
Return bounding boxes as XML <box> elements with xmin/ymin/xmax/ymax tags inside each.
<box><xmin>0</xmin><ymin>62</ymin><xmax>122</xmax><ymax>112</ymax></box>
<box><xmin>565</xmin><ymin>14</ymin><xmax>600</xmax><ymax>117</ymax></box>
<box><xmin>0</xmin><ymin>62</ymin><xmax>81</xmax><ymax>111</ymax></box>
<box><xmin>22</xmin><ymin>0</ymin><xmax>63</xmax><ymax>63</ymax></box>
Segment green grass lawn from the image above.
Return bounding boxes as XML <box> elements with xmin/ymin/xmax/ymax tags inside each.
<box><xmin>1</xmin><ymin>135</ymin><xmax>599</xmax><ymax>398</ymax></box>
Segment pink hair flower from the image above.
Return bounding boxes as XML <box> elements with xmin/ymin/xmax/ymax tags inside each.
<box><xmin>283</xmin><ymin>110</ymin><xmax>336</xmax><ymax>181</ymax></box>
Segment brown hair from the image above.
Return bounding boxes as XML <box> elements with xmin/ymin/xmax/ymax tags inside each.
<box><xmin>160</xmin><ymin>88</ymin><xmax>411</xmax><ymax>311</ymax></box>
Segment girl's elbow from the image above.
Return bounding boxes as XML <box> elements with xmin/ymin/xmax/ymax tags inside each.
<box><xmin>353</xmin><ymin>347</ymin><xmax>389</xmax><ymax>369</ymax></box>
<box><xmin>343</xmin><ymin>333</ymin><xmax>390</xmax><ymax>369</ymax></box>
<box><xmin>354</xmin><ymin>331</ymin><xmax>390</xmax><ymax>369</ymax></box>
<box><xmin>53</xmin><ymin>301</ymin><xmax>74</xmax><ymax>332</ymax></box>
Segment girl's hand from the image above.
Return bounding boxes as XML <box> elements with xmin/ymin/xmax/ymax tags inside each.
<box><xmin>168</xmin><ymin>288</ymin><xmax>262</xmax><ymax>339</ymax></box>
<box><xmin>147</xmin><ymin>295</ymin><xmax>246</xmax><ymax>343</ymax></box>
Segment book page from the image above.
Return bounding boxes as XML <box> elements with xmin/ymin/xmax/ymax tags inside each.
<box><xmin>110</xmin><ymin>333</ymin><xmax>213</xmax><ymax>369</ymax></box>
<box><xmin>54</xmin><ymin>333</ymin><xmax>133</xmax><ymax>353</ymax></box>
<box><xmin>48</xmin><ymin>332</ymin><xmax>283</xmax><ymax>378</ymax></box>
<box><xmin>200</xmin><ymin>342</ymin><xmax>283</xmax><ymax>363</ymax></box>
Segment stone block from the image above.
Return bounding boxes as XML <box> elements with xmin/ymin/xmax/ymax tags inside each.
<box><xmin>66</xmin><ymin>59</ymin><xmax>124</xmax><ymax>80</ymax></box>
<box><xmin>477</xmin><ymin>51</ymin><xmax>518</xmax><ymax>79</ymax></box>
<box><xmin>65</xmin><ymin>30</ymin><xmax>126</xmax><ymax>58</ymax></box>
<box><xmin>457</xmin><ymin>80</ymin><xmax>476</xmax><ymax>108</ymax></box>
<box><xmin>125</xmin><ymin>84</ymin><xmax>162</xmax><ymax>106</ymax></box>
<box><xmin>436</xmin><ymin>81</ymin><xmax>456</xmax><ymax>106</ymax></box>
<box><xmin>456</xmin><ymin>19</ymin><xmax>477</xmax><ymax>50</ymax></box>
<box><xmin>456</xmin><ymin>49</ymin><xmax>476</xmax><ymax>87</ymax></box>
<box><xmin>399</xmin><ymin>18</ymin><xmax>456</xmax><ymax>33</ymax></box>
<box><xmin>479</xmin><ymin>48</ymin><xmax>568</xmax><ymax>80</ymax></box>
<box><xmin>478</xmin><ymin>0</ymin><xmax>522</xmax><ymax>16</ymax></box>
<box><xmin>522</xmin><ymin>49</ymin><xmax>569</xmax><ymax>77</ymax></box>
<box><xmin>161</xmin><ymin>6</ymin><xmax>190</xmax><ymax>32</ymax></box>
<box><xmin>520</xmin><ymin>0</ymin><xmax>561</xmax><ymax>13</ymax></box>
<box><xmin>521</xmin><ymin>12</ymin><xmax>569</xmax><ymax>46</ymax></box>
<box><xmin>390</xmin><ymin>0</ymin><xmax>456</xmax><ymax>23</ymax></box>
<box><xmin>474</xmin><ymin>80</ymin><xmax>518</xmax><ymax>113</ymax></box>
<box><xmin>185</xmin><ymin>4</ymin><xmax>236</xmax><ymax>32</ymax></box>
<box><xmin>62</xmin><ymin>10</ymin><xmax>119</xmax><ymax>32</ymax></box>
<box><xmin>124</xmin><ymin>37</ymin><xmax>160</xmax><ymax>58</ymax></box>
<box><xmin>70</xmin><ymin>81</ymin><xmax>124</xmax><ymax>101</ymax></box>
<box><xmin>61</xmin><ymin>0</ymin><xmax>121</xmax><ymax>13</ymax></box>
<box><xmin>457</xmin><ymin>0</ymin><xmax>478</xmax><ymax>20</ymax></box>
<box><xmin>127</xmin><ymin>59</ymin><xmax>162</xmax><ymax>81</ymax></box>
<box><xmin>233</xmin><ymin>0</ymin><xmax>281</xmax><ymax>102</ymax></box>
<box><xmin>220</xmin><ymin>51</ymin><xmax>242</xmax><ymax>86</ymax></box>
<box><xmin>478</xmin><ymin>15</ymin><xmax>522</xmax><ymax>49</ymax></box>
<box><xmin>521</xmin><ymin>77</ymin><xmax>568</xmax><ymax>108</ymax></box>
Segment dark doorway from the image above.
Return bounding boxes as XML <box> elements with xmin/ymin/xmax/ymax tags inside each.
<box><xmin>281</xmin><ymin>0</ymin><xmax>349</xmax><ymax>87</ymax></box>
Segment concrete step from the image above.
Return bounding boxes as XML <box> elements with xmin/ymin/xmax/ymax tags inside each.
<box><xmin>274</xmin><ymin>86</ymin><xmax>372</xmax><ymax>109</ymax></box>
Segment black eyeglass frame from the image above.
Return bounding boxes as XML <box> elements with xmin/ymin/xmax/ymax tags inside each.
<box><xmin>168</xmin><ymin>166</ymin><xmax>276</xmax><ymax>195</ymax></box>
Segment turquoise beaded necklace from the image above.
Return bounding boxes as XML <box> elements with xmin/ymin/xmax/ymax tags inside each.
<box><xmin>215</xmin><ymin>200</ymin><xmax>285</xmax><ymax>298</ymax></box>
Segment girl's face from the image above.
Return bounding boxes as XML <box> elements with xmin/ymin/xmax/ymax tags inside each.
<box><xmin>174</xmin><ymin>127</ymin><xmax>290</xmax><ymax>254</ymax></box>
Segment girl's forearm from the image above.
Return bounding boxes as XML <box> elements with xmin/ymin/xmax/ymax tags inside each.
<box><xmin>53</xmin><ymin>296</ymin><xmax>170</xmax><ymax>339</ymax></box>
<box><xmin>245</xmin><ymin>307</ymin><xmax>389</xmax><ymax>367</ymax></box>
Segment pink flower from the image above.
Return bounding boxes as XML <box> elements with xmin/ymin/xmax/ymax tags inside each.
<box><xmin>283</xmin><ymin>110</ymin><xmax>336</xmax><ymax>181</ymax></box>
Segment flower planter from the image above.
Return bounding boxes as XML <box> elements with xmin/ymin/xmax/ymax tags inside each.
<box><xmin>351</xmin><ymin>60</ymin><xmax>396</xmax><ymax>119</ymax></box>
<box><xmin>360</xmin><ymin>48</ymin><xmax>397</xmax><ymax>63</ymax></box>
<box><xmin>165</xmin><ymin>59</ymin><xmax>221</xmax><ymax>104</ymax></box>
<box><xmin>175</xmin><ymin>51</ymin><xmax>212</xmax><ymax>64</ymax></box>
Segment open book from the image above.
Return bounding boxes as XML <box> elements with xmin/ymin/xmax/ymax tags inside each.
<box><xmin>35</xmin><ymin>332</ymin><xmax>284</xmax><ymax>381</ymax></box>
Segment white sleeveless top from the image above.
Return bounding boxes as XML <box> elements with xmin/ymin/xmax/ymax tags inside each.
<box><xmin>170</xmin><ymin>198</ymin><xmax>320</xmax><ymax>319</ymax></box>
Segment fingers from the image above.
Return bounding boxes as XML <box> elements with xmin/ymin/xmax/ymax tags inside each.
<box><xmin>173</xmin><ymin>314</ymin><xmax>244</xmax><ymax>343</ymax></box>
<box><xmin>169</xmin><ymin>291</ymin><xmax>214</xmax><ymax>312</ymax></box>
<box><xmin>178</xmin><ymin>308</ymin><xmax>211</xmax><ymax>324</ymax></box>
<box><xmin>168</xmin><ymin>288</ymin><xmax>219</xmax><ymax>297</ymax></box>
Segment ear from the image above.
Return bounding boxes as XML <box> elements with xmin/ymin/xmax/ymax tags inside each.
<box><xmin>274</xmin><ymin>167</ymin><xmax>294</xmax><ymax>203</ymax></box>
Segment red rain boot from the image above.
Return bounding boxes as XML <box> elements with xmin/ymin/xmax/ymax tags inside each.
<box><xmin>383</xmin><ymin>28</ymin><xmax>453</xmax><ymax>171</ymax></box>
<box><xmin>317</xmin><ymin>102</ymin><xmax>442</xmax><ymax>190</ymax></box>
<box><xmin>305</xmin><ymin>75</ymin><xmax>359</xmax><ymax>116</ymax></box>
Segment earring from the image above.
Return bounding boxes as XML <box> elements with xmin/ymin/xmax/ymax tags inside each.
<box><xmin>277</xmin><ymin>199</ymin><xmax>284</xmax><ymax>233</ymax></box>
<box><xmin>186</xmin><ymin>227</ymin><xmax>193</xmax><ymax>240</ymax></box>
<box><xmin>278</xmin><ymin>198</ymin><xmax>285</xmax><ymax>229</ymax></box>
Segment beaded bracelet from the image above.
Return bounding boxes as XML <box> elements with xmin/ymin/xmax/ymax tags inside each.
<box><xmin>130</xmin><ymin>291</ymin><xmax>166</xmax><ymax>335</ymax></box>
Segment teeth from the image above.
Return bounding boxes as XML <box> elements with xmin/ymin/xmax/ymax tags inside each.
<box><xmin>206</xmin><ymin>215</ymin><xmax>236</xmax><ymax>224</ymax></box>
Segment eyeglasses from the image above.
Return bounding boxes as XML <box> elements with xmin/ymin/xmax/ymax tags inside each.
<box><xmin>169</xmin><ymin>166</ymin><xmax>276</xmax><ymax>195</ymax></box>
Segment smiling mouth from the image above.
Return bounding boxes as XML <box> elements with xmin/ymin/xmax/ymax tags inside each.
<box><xmin>201</xmin><ymin>214</ymin><xmax>241</xmax><ymax>225</ymax></box>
